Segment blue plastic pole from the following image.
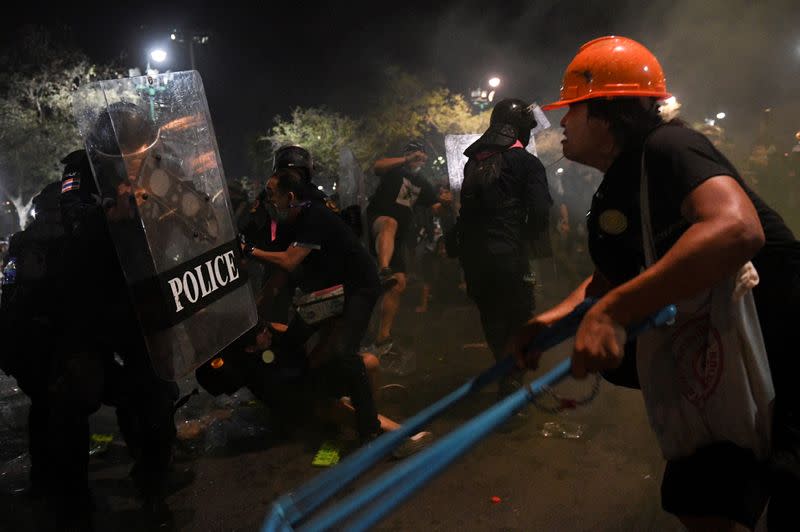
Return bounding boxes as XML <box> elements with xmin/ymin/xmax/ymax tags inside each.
<box><xmin>301</xmin><ymin>304</ymin><xmax>677</xmax><ymax>532</ymax></box>
<box><xmin>302</xmin><ymin>358</ymin><xmax>571</xmax><ymax>532</ymax></box>
<box><xmin>263</xmin><ymin>299</ymin><xmax>597</xmax><ymax>531</ymax></box>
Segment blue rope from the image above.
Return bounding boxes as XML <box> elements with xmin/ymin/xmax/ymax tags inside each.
<box><xmin>263</xmin><ymin>302</ymin><xmax>676</xmax><ymax>531</ymax></box>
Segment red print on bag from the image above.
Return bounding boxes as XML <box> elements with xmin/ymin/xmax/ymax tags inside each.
<box><xmin>671</xmin><ymin>314</ymin><xmax>724</xmax><ymax>407</ymax></box>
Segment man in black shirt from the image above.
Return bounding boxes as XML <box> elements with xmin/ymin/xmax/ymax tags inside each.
<box><xmin>244</xmin><ymin>168</ymin><xmax>382</xmax><ymax>441</ymax></box>
<box><xmin>459</xmin><ymin>98</ymin><xmax>552</xmax><ymax>400</ymax></box>
<box><xmin>367</xmin><ymin>140</ymin><xmax>451</xmax><ymax>352</ymax></box>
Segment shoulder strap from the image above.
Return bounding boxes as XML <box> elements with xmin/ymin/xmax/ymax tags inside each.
<box><xmin>639</xmin><ymin>151</ymin><xmax>657</xmax><ymax>267</ymax></box>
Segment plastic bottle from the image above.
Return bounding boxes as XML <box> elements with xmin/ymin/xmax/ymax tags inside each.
<box><xmin>1</xmin><ymin>257</ymin><xmax>16</xmax><ymax>285</ymax></box>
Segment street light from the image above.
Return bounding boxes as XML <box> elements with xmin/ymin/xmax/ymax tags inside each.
<box><xmin>470</xmin><ymin>75</ymin><xmax>501</xmax><ymax>111</ymax></box>
<box><xmin>146</xmin><ymin>48</ymin><xmax>167</xmax><ymax>75</ymax></box>
<box><xmin>150</xmin><ymin>49</ymin><xmax>167</xmax><ymax>63</ymax></box>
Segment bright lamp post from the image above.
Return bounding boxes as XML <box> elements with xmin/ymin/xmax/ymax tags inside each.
<box><xmin>146</xmin><ymin>48</ymin><xmax>168</xmax><ymax>74</ymax></box>
<box><xmin>470</xmin><ymin>75</ymin><xmax>501</xmax><ymax>111</ymax></box>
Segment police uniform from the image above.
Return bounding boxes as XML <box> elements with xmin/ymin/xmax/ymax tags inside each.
<box><xmin>19</xmin><ymin>150</ymin><xmax>180</xmax><ymax>524</ymax></box>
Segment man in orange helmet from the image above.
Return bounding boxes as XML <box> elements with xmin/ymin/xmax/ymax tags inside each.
<box><xmin>510</xmin><ymin>36</ymin><xmax>799</xmax><ymax>531</ymax></box>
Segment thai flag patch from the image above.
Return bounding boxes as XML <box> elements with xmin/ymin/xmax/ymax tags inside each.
<box><xmin>61</xmin><ymin>176</ymin><xmax>80</xmax><ymax>193</ymax></box>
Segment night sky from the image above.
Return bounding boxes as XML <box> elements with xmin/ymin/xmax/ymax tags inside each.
<box><xmin>12</xmin><ymin>1</ymin><xmax>800</xmax><ymax>177</ymax></box>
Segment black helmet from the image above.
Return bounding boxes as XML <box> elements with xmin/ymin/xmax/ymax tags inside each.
<box><xmin>490</xmin><ymin>99</ymin><xmax>537</xmax><ymax>133</ymax></box>
<box><xmin>87</xmin><ymin>102</ymin><xmax>158</xmax><ymax>157</ymax></box>
<box><xmin>273</xmin><ymin>145</ymin><xmax>313</xmax><ymax>178</ymax></box>
<box><xmin>403</xmin><ymin>139</ymin><xmax>427</xmax><ymax>154</ymax></box>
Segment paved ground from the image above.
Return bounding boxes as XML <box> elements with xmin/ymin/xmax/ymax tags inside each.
<box><xmin>0</xmin><ymin>281</ymin><xmax>684</xmax><ymax>531</ymax></box>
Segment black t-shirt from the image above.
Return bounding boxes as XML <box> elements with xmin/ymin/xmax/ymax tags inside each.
<box><xmin>290</xmin><ymin>204</ymin><xmax>380</xmax><ymax>293</ymax></box>
<box><xmin>367</xmin><ymin>166</ymin><xmax>437</xmax><ymax>228</ymax></box>
<box><xmin>459</xmin><ymin>147</ymin><xmax>552</xmax><ymax>260</ymax></box>
<box><xmin>588</xmin><ymin>124</ymin><xmax>800</xmax><ymax>396</ymax></box>
<box><xmin>588</xmin><ymin>124</ymin><xmax>796</xmax><ymax>286</ymax></box>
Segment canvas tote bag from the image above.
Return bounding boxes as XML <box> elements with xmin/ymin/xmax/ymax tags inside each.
<box><xmin>636</xmin><ymin>153</ymin><xmax>775</xmax><ymax>460</ymax></box>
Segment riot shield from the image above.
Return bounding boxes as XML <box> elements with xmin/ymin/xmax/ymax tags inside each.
<box><xmin>527</xmin><ymin>103</ymin><xmax>551</xmax><ymax>154</ymax></box>
<box><xmin>72</xmin><ymin>71</ymin><xmax>257</xmax><ymax>380</ymax></box>
<box><xmin>337</xmin><ymin>147</ymin><xmax>370</xmax><ymax>247</ymax></box>
<box><xmin>444</xmin><ymin>134</ymin><xmax>480</xmax><ymax>216</ymax></box>
<box><xmin>337</xmin><ymin>147</ymin><xmax>361</xmax><ymax>209</ymax></box>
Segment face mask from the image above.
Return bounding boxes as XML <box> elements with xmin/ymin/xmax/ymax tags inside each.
<box><xmin>266</xmin><ymin>202</ymin><xmax>290</xmax><ymax>223</ymax></box>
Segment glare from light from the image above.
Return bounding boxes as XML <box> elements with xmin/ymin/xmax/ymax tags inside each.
<box><xmin>556</xmin><ymin>168</ymin><xmax>564</xmax><ymax>174</ymax></box>
<box><xmin>150</xmin><ymin>49</ymin><xmax>167</xmax><ymax>63</ymax></box>
<box><xmin>170</xmin><ymin>33</ymin><xmax>176</xmax><ymax>41</ymax></box>
<box><xmin>317</xmin><ymin>186</ymin><xmax>324</xmax><ymax>191</ymax></box>
<box><xmin>716</xmin><ymin>112</ymin><xmax>726</xmax><ymax>120</ymax></box>
<box><xmin>488</xmin><ymin>77</ymin><xmax>501</xmax><ymax>88</ymax></box>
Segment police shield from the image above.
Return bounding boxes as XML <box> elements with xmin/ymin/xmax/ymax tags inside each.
<box><xmin>72</xmin><ymin>71</ymin><xmax>257</xmax><ymax>380</ymax></box>
<box><xmin>337</xmin><ymin>147</ymin><xmax>370</xmax><ymax>246</ymax></box>
<box><xmin>336</xmin><ymin>147</ymin><xmax>361</xmax><ymax>210</ymax></box>
<box><xmin>444</xmin><ymin>134</ymin><xmax>480</xmax><ymax>216</ymax></box>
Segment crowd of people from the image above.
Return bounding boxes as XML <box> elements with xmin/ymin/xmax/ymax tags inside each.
<box><xmin>0</xmin><ymin>34</ymin><xmax>798</xmax><ymax>532</ymax></box>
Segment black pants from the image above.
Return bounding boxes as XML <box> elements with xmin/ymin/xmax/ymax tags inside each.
<box><xmin>462</xmin><ymin>256</ymin><xmax>534</xmax><ymax>361</ymax></box>
<box><xmin>16</xmin><ymin>335</ymin><xmax>177</xmax><ymax>519</ymax></box>
<box><xmin>283</xmin><ymin>286</ymin><xmax>381</xmax><ymax>438</ymax></box>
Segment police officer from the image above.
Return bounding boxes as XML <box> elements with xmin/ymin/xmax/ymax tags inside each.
<box><xmin>458</xmin><ymin>98</ymin><xmax>552</xmax><ymax>400</ymax></box>
<box><xmin>17</xmin><ymin>102</ymin><xmax>186</xmax><ymax>528</ymax></box>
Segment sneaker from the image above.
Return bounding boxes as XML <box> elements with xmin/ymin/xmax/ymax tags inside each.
<box><xmin>379</xmin><ymin>267</ymin><xmax>398</xmax><ymax>290</ymax></box>
<box><xmin>391</xmin><ymin>431</ymin><xmax>434</xmax><ymax>459</ymax></box>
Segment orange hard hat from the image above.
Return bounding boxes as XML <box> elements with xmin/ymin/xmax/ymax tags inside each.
<box><xmin>542</xmin><ymin>36</ymin><xmax>671</xmax><ymax>110</ymax></box>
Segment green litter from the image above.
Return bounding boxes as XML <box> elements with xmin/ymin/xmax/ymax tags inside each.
<box><xmin>311</xmin><ymin>440</ymin><xmax>342</xmax><ymax>467</ymax></box>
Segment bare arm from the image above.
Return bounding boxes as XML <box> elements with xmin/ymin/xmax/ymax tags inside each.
<box><xmin>373</xmin><ymin>157</ymin><xmax>407</xmax><ymax>176</ymax></box>
<box><xmin>536</xmin><ymin>272</ymin><xmax>610</xmax><ymax>325</ymax></box>
<box><xmin>510</xmin><ymin>271</ymin><xmax>610</xmax><ymax>368</ymax></box>
<box><xmin>429</xmin><ymin>189</ymin><xmax>452</xmax><ymax>216</ymax></box>
<box><xmin>597</xmin><ymin>175</ymin><xmax>765</xmax><ymax>326</ymax></box>
<box><xmin>373</xmin><ymin>151</ymin><xmax>426</xmax><ymax>176</ymax></box>
<box><xmin>249</xmin><ymin>245</ymin><xmax>311</xmax><ymax>273</ymax></box>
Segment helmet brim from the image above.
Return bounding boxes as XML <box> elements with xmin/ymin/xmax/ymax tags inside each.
<box><xmin>541</xmin><ymin>90</ymin><xmax>672</xmax><ymax>111</ymax></box>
